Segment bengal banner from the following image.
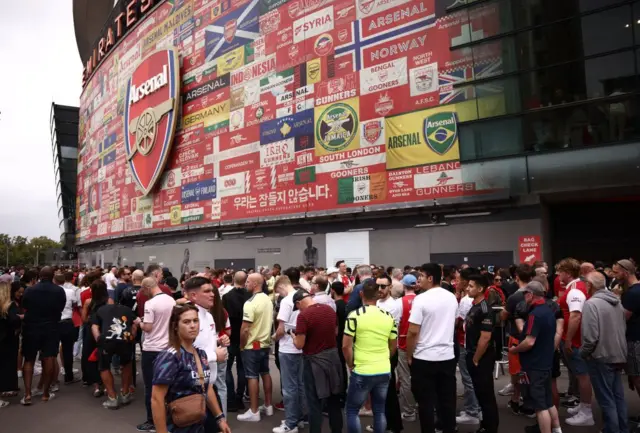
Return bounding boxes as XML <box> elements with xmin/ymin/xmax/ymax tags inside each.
<box><xmin>385</xmin><ymin>106</ymin><xmax>460</xmax><ymax>170</ymax></box>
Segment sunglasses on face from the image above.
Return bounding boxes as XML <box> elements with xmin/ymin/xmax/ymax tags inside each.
<box><xmin>377</xmin><ymin>284</ymin><xmax>390</xmax><ymax>289</ymax></box>
<box><xmin>494</xmin><ymin>278</ymin><xmax>502</xmax><ymax>282</ymax></box>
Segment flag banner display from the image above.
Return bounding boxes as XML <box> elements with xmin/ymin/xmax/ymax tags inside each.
<box><xmin>77</xmin><ymin>0</ymin><xmax>505</xmax><ymax>242</ymax></box>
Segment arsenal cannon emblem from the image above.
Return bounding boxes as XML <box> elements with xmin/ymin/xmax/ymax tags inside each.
<box><xmin>124</xmin><ymin>49</ymin><xmax>180</xmax><ymax>196</ymax></box>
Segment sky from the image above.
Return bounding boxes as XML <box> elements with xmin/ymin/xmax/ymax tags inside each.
<box><xmin>0</xmin><ymin>0</ymin><xmax>81</xmax><ymax>240</ymax></box>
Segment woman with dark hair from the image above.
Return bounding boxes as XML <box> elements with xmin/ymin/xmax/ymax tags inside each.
<box><xmin>210</xmin><ymin>284</ymin><xmax>231</xmax><ymax>415</ymax></box>
<box><xmin>0</xmin><ymin>281</ymin><xmax>22</xmax><ymax>405</ymax></box>
<box><xmin>81</xmin><ymin>280</ymin><xmax>112</xmax><ymax>396</ymax></box>
<box><xmin>151</xmin><ymin>304</ymin><xmax>231</xmax><ymax>433</ymax></box>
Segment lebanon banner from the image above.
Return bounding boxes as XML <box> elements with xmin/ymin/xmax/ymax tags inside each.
<box><xmin>385</xmin><ymin>105</ymin><xmax>461</xmax><ymax>170</ymax></box>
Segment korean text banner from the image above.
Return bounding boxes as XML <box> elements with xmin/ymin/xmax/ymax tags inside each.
<box><xmin>76</xmin><ymin>0</ymin><xmax>504</xmax><ymax>243</ymax></box>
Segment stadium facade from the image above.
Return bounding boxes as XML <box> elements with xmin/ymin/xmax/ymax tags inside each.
<box><xmin>72</xmin><ymin>0</ymin><xmax>640</xmax><ymax>273</ymax></box>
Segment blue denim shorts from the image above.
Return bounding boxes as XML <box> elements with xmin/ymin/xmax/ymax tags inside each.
<box><xmin>241</xmin><ymin>348</ymin><xmax>270</xmax><ymax>379</ymax></box>
<box><xmin>570</xmin><ymin>347</ymin><xmax>589</xmax><ymax>376</ymax></box>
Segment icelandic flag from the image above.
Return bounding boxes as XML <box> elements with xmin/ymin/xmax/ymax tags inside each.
<box><xmin>205</xmin><ymin>0</ymin><xmax>260</xmax><ymax>62</ymax></box>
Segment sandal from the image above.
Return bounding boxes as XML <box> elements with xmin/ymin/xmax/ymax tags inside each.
<box><xmin>42</xmin><ymin>392</ymin><xmax>56</xmax><ymax>402</ymax></box>
<box><xmin>0</xmin><ymin>400</ymin><xmax>9</xmax><ymax>408</ymax></box>
<box><xmin>20</xmin><ymin>395</ymin><xmax>32</xmax><ymax>406</ymax></box>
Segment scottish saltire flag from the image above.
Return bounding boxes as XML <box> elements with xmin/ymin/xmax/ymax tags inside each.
<box><xmin>205</xmin><ymin>0</ymin><xmax>260</xmax><ymax>62</ymax></box>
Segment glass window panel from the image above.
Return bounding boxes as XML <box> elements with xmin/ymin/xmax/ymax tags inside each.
<box><xmin>60</xmin><ymin>146</ymin><xmax>78</xmax><ymax>159</ymax></box>
<box><xmin>446</xmin><ymin>2</ymin><xmax>503</xmax><ymax>48</ymax></box>
<box><xmin>476</xmin><ymin>76</ymin><xmax>521</xmax><ymax>118</ymax></box>
<box><xmin>581</xmin><ymin>6</ymin><xmax>633</xmax><ymax>56</ymax></box>
<box><xmin>459</xmin><ymin>117</ymin><xmax>524</xmax><ymax>160</ymax></box>
<box><xmin>634</xmin><ymin>3</ymin><xmax>640</xmax><ymax>44</ymax></box>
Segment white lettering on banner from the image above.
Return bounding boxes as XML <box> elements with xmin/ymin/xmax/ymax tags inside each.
<box><xmin>416</xmin><ymin>183</ymin><xmax>474</xmax><ymax>196</ymax></box>
<box><xmin>260</xmin><ymin>138</ymin><xmax>295</xmax><ymax>167</ymax></box>
<box><xmin>366</xmin><ymin>2</ymin><xmax>430</xmax><ymax>32</ymax></box>
<box><xmin>129</xmin><ymin>65</ymin><xmax>169</xmax><ymax>105</ymax></box>
<box><xmin>318</xmin><ymin>145</ymin><xmax>383</xmax><ymax>163</ymax></box>
<box><xmin>218</xmin><ymin>172</ymin><xmax>247</xmax><ymax>197</ymax></box>
<box><xmin>232</xmin><ymin>184</ymin><xmax>330</xmax><ymax>211</ymax></box>
<box><xmin>369</xmin><ymin>35</ymin><xmax>427</xmax><ymax>63</ymax></box>
<box><xmin>293</xmin><ymin>6</ymin><xmax>334</xmax><ymax>43</ymax></box>
<box><xmin>414</xmin><ymin>168</ymin><xmax>462</xmax><ymax>189</ymax></box>
<box><xmin>316</xmin><ymin>152</ymin><xmax>386</xmax><ymax>175</ymax></box>
<box><xmin>211</xmin><ymin>198</ymin><xmax>222</xmax><ymax>220</ymax></box>
<box><xmin>357</xmin><ymin>0</ymin><xmax>410</xmax><ymax>18</ymax></box>
<box><xmin>360</xmin><ymin>57</ymin><xmax>407</xmax><ymax>95</ymax></box>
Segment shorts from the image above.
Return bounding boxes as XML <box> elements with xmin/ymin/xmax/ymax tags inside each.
<box><xmin>22</xmin><ymin>327</ymin><xmax>60</xmax><ymax>361</ymax></box>
<box><xmin>560</xmin><ymin>340</ymin><xmax>589</xmax><ymax>376</ymax></box>
<box><xmin>552</xmin><ymin>350</ymin><xmax>561</xmax><ymax>379</ymax></box>
<box><xmin>241</xmin><ymin>348</ymin><xmax>270</xmax><ymax>379</ymax></box>
<box><xmin>98</xmin><ymin>342</ymin><xmax>133</xmax><ymax>372</ymax></box>
<box><xmin>626</xmin><ymin>340</ymin><xmax>640</xmax><ymax>376</ymax></box>
<box><xmin>522</xmin><ymin>369</ymin><xmax>553</xmax><ymax>411</ymax></box>
<box><xmin>508</xmin><ymin>336</ymin><xmax>521</xmax><ymax>375</ymax></box>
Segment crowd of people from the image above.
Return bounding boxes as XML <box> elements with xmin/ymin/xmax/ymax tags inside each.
<box><xmin>0</xmin><ymin>258</ymin><xmax>638</xmax><ymax>433</ymax></box>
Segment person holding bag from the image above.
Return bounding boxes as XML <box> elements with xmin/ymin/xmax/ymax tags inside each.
<box><xmin>152</xmin><ymin>304</ymin><xmax>231</xmax><ymax>433</ymax></box>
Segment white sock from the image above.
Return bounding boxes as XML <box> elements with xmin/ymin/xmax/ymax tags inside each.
<box><xmin>580</xmin><ymin>403</ymin><xmax>592</xmax><ymax>414</ymax></box>
<box><xmin>552</xmin><ymin>428</ymin><xmax>562</xmax><ymax>433</ymax></box>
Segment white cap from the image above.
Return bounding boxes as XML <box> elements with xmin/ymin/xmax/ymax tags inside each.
<box><xmin>327</xmin><ymin>266</ymin><xmax>339</xmax><ymax>274</ymax></box>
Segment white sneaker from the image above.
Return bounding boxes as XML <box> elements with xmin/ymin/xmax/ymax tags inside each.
<box><xmin>567</xmin><ymin>403</ymin><xmax>582</xmax><ymax>416</ymax></box>
<box><xmin>359</xmin><ymin>408</ymin><xmax>373</xmax><ymax>417</ymax></box>
<box><xmin>17</xmin><ymin>371</ymin><xmax>22</xmax><ymax>378</ymax></box>
<box><xmin>565</xmin><ymin>410</ymin><xmax>595</xmax><ymax>426</ymax></box>
<box><xmin>456</xmin><ymin>412</ymin><xmax>480</xmax><ymax>425</ymax></box>
<box><xmin>401</xmin><ymin>412</ymin><xmax>416</xmax><ymax>422</ymax></box>
<box><xmin>259</xmin><ymin>404</ymin><xmax>274</xmax><ymax>416</ymax></box>
<box><xmin>237</xmin><ymin>409</ymin><xmax>261</xmax><ymax>422</ymax></box>
<box><xmin>60</xmin><ymin>368</ymin><xmax>65</xmax><ymax>376</ymax></box>
<box><xmin>498</xmin><ymin>383</ymin><xmax>514</xmax><ymax>396</ymax></box>
<box><xmin>273</xmin><ymin>422</ymin><xmax>298</xmax><ymax>433</ymax></box>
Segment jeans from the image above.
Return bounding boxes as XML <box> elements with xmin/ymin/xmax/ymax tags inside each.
<box><xmin>303</xmin><ymin>357</ymin><xmax>342</xmax><ymax>433</ymax></box>
<box><xmin>411</xmin><ymin>357</ymin><xmax>457</xmax><ymax>433</ymax></box>
<box><xmin>226</xmin><ymin>345</ymin><xmax>247</xmax><ymax>407</ymax></box>
<box><xmin>397</xmin><ymin>349</ymin><xmax>416</xmax><ymax>415</ymax></box>
<box><xmin>142</xmin><ymin>351</ymin><xmax>160</xmax><ymax>423</ymax></box>
<box><xmin>346</xmin><ymin>372</ymin><xmax>390</xmax><ymax>433</ymax></box>
<box><xmin>458</xmin><ymin>344</ymin><xmax>480</xmax><ymax>417</ymax></box>
<box><xmin>280</xmin><ymin>353</ymin><xmax>305</xmax><ymax>429</ymax></box>
<box><xmin>587</xmin><ymin>359</ymin><xmax>628</xmax><ymax>433</ymax></box>
<box><xmin>216</xmin><ymin>359</ymin><xmax>228</xmax><ymax>416</ymax></box>
<box><xmin>467</xmin><ymin>352</ymin><xmax>499</xmax><ymax>433</ymax></box>
<box><xmin>59</xmin><ymin>320</ymin><xmax>78</xmax><ymax>383</ymax></box>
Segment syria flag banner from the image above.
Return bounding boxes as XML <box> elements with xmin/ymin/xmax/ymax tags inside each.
<box><xmin>124</xmin><ymin>49</ymin><xmax>180</xmax><ymax>196</ymax></box>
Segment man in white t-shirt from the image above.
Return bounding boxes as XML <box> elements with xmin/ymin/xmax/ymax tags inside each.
<box><xmin>406</xmin><ymin>263</ymin><xmax>458</xmax><ymax>433</ymax></box>
<box><xmin>103</xmin><ymin>267</ymin><xmax>118</xmax><ymax>290</ymax></box>
<box><xmin>219</xmin><ymin>273</ymin><xmax>234</xmax><ymax>297</ymax></box>
<box><xmin>136</xmin><ymin>277</ymin><xmax>176</xmax><ymax>432</ymax></box>
<box><xmin>184</xmin><ymin>276</ymin><xmax>230</xmax><ymax>421</ymax></box>
<box><xmin>376</xmin><ymin>274</ymin><xmax>401</xmax><ymax>326</ymax></box>
<box><xmin>273</xmin><ymin>276</ymin><xmax>305</xmax><ymax>433</ymax></box>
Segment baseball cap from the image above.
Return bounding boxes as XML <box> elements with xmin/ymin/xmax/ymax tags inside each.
<box><xmin>401</xmin><ymin>274</ymin><xmax>417</xmax><ymax>287</ymax></box>
<box><xmin>326</xmin><ymin>266</ymin><xmax>339</xmax><ymax>274</ymax></box>
<box><xmin>524</xmin><ymin>281</ymin><xmax>545</xmax><ymax>297</ymax></box>
<box><xmin>292</xmin><ymin>289</ymin><xmax>312</xmax><ymax>311</ymax></box>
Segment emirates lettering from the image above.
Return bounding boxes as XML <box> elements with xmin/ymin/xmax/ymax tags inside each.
<box><xmin>367</xmin><ymin>2</ymin><xmax>427</xmax><ymax>31</ymax></box>
<box><xmin>315</xmin><ymin>89</ymin><xmax>356</xmax><ymax>105</ymax></box>
<box><xmin>369</xmin><ymin>35</ymin><xmax>426</xmax><ymax>62</ymax></box>
<box><xmin>388</xmin><ymin>132</ymin><xmax>420</xmax><ymax>149</ymax></box>
<box><xmin>129</xmin><ymin>65</ymin><xmax>168</xmax><ymax>105</ymax></box>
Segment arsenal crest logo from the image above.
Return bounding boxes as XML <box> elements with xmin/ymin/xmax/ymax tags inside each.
<box><xmin>224</xmin><ymin>20</ymin><xmax>238</xmax><ymax>43</ymax></box>
<box><xmin>124</xmin><ymin>49</ymin><xmax>180</xmax><ymax>196</ymax></box>
<box><xmin>358</xmin><ymin>0</ymin><xmax>375</xmax><ymax>15</ymax></box>
<box><xmin>364</xmin><ymin>121</ymin><xmax>382</xmax><ymax>144</ymax></box>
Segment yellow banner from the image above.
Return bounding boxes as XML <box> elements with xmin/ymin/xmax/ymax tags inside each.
<box><xmin>217</xmin><ymin>46</ymin><xmax>245</xmax><ymax>75</ymax></box>
<box><xmin>314</xmin><ymin>97</ymin><xmax>360</xmax><ymax>156</ymax></box>
<box><xmin>170</xmin><ymin>205</ymin><xmax>182</xmax><ymax>225</ymax></box>
<box><xmin>182</xmin><ymin>100</ymin><xmax>229</xmax><ymax>131</ymax></box>
<box><xmin>141</xmin><ymin>2</ymin><xmax>194</xmax><ymax>51</ymax></box>
<box><xmin>385</xmin><ymin>105</ymin><xmax>461</xmax><ymax>170</ymax></box>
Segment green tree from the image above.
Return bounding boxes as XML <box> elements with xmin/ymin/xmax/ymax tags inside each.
<box><xmin>0</xmin><ymin>234</ymin><xmax>61</xmax><ymax>267</ymax></box>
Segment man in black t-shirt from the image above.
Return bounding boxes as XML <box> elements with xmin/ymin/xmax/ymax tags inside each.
<box><xmin>91</xmin><ymin>303</ymin><xmax>138</xmax><ymax>409</ymax></box>
<box><xmin>465</xmin><ymin>275</ymin><xmax>499</xmax><ymax>433</ymax></box>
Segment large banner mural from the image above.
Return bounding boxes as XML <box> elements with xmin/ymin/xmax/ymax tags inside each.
<box><xmin>77</xmin><ymin>0</ymin><xmax>505</xmax><ymax>243</ymax></box>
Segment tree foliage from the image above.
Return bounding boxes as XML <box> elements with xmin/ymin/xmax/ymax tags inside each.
<box><xmin>0</xmin><ymin>234</ymin><xmax>61</xmax><ymax>267</ymax></box>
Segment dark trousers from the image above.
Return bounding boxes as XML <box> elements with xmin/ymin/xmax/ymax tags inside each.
<box><xmin>204</xmin><ymin>386</ymin><xmax>223</xmax><ymax>433</ymax></box>
<box><xmin>467</xmin><ymin>352</ymin><xmax>499</xmax><ymax>433</ymax></box>
<box><xmin>59</xmin><ymin>320</ymin><xmax>78</xmax><ymax>382</ymax></box>
<box><xmin>81</xmin><ymin>324</ymin><xmax>100</xmax><ymax>385</ymax></box>
<box><xmin>386</xmin><ymin>352</ymin><xmax>403</xmax><ymax>433</ymax></box>
<box><xmin>411</xmin><ymin>357</ymin><xmax>457</xmax><ymax>433</ymax></box>
<box><xmin>303</xmin><ymin>357</ymin><xmax>343</xmax><ymax>433</ymax></box>
<box><xmin>142</xmin><ymin>351</ymin><xmax>160</xmax><ymax>424</ymax></box>
<box><xmin>226</xmin><ymin>345</ymin><xmax>247</xmax><ymax>407</ymax></box>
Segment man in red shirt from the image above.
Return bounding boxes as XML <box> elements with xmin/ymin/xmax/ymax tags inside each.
<box><xmin>293</xmin><ymin>290</ymin><xmax>344</xmax><ymax>433</ymax></box>
<box><xmin>557</xmin><ymin>258</ymin><xmax>594</xmax><ymax>427</ymax></box>
<box><xmin>396</xmin><ymin>274</ymin><xmax>418</xmax><ymax>422</ymax></box>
